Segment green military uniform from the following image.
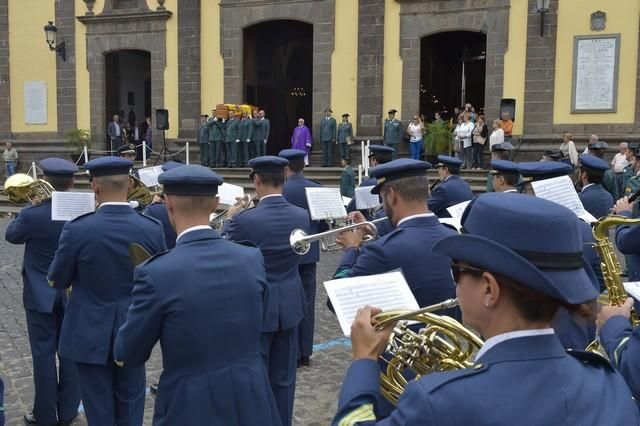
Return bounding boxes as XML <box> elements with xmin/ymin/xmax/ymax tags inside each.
<box><xmin>340</xmin><ymin>165</ymin><xmax>355</xmax><ymax>198</ymax></box>
<box><xmin>224</xmin><ymin>118</ymin><xmax>240</xmax><ymax>167</ymax></box>
<box><xmin>250</xmin><ymin>117</ymin><xmax>270</xmax><ymax>159</ymax></box>
<box><xmin>622</xmin><ymin>164</ymin><xmax>635</xmax><ymax>196</ymax></box>
<box><xmin>198</xmin><ymin>119</ymin><xmax>210</xmax><ymax>166</ymax></box>
<box><xmin>624</xmin><ymin>173</ymin><xmax>640</xmax><ymax>215</ymax></box>
<box><xmin>337</xmin><ymin>121</ymin><xmax>353</xmax><ymax>161</ymax></box>
<box><xmin>383</xmin><ymin>117</ymin><xmax>402</xmax><ymax>159</ymax></box>
<box><xmin>238</xmin><ymin>118</ymin><xmax>252</xmax><ymax>166</ymax></box>
<box><xmin>206</xmin><ymin>118</ymin><xmax>226</xmax><ymax>167</ymax></box>
<box><xmin>320</xmin><ymin>115</ymin><xmax>337</xmax><ymax>166</ymax></box>
<box><xmin>603</xmin><ymin>168</ymin><xmax>618</xmax><ymax>200</ymax></box>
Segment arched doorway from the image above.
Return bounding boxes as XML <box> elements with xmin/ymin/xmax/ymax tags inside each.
<box><xmin>420</xmin><ymin>31</ymin><xmax>486</xmax><ymax>121</ymax></box>
<box><xmin>243</xmin><ymin>20</ymin><xmax>313</xmax><ymax>154</ymax></box>
<box><xmin>105</xmin><ymin>50</ymin><xmax>151</xmax><ymax>137</ymax></box>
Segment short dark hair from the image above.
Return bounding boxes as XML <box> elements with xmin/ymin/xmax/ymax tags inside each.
<box><xmin>45</xmin><ymin>175</ymin><xmax>73</xmax><ymax>192</ymax></box>
<box><xmin>582</xmin><ymin>167</ymin><xmax>605</xmax><ymax>185</ymax></box>
<box><xmin>496</xmin><ymin>273</ymin><xmax>561</xmax><ymax>323</ymax></box>
<box><xmin>288</xmin><ymin>157</ymin><xmax>305</xmax><ymax>173</ymax></box>
<box><xmin>374</xmin><ymin>152</ymin><xmax>393</xmax><ymax>165</ymax></box>
<box><xmin>256</xmin><ymin>171</ymin><xmax>284</xmax><ymax>187</ymax></box>
<box><xmin>446</xmin><ymin>165</ymin><xmax>460</xmax><ymax>175</ymax></box>
<box><xmin>497</xmin><ymin>172</ymin><xmax>519</xmax><ymax>187</ymax></box>
<box><xmin>380</xmin><ymin>175</ymin><xmax>429</xmax><ymax>202</ymax></box>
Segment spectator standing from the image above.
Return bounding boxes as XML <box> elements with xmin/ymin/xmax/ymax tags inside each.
<box><xmin>337</xmin><ymin>114</ymin><xmax>353</xmax><ymax>162</ymax></box>
<box><xmin>559</xmin><ymin>132</ymin><xmax>579</xmax><ymax>168</ymax></box>
<box><xmin>582</xmin><ymin>134</ymin><xmax>599</xmax><ymax>155</ymax></box>
<box><xmin>489</xmin><ymin>119</ymin><xmax>505</xmax><ymax>150</ymax></box>
<box><xmin>433</xmin><ymin>112</ymin><xmax>443</xmax><ymax>124</ymax></box>
<box><xmin>107</xmin><ymin>114</ymin><xmax>124</xmax><ymax>154</ymax></box>
<box><xmin>471</xmin><ymin>114</ymin><xmax>488</xmax><ymax>169</ymax></box>
<box><xmin>291</xmin><ymin>118</ymin><xmax>313</xmax><ymax>166</ymax></box>
<box><xmin>452</xmin><ymin>114</ymin><xmax>463</xmax><ymax>161</ymax></box>
<box><xmin>144</xmin><ymin>116</ymin><xmax>153</xmax><ymax>155</ymax></box>
<box><xmin>611</xmin><ymin>142</ymin><xmax>630</xmax><ymax>197</ymax></box>
<box><xmin>406</xmin><ymin>115</ymin><xmax>424</xmax><ymax>160</ymax></box>
<box><xmin>458</xmin><ymin>112</ymin><xmax>474</xmax><ymax>169</ymax></box>
<box><xmin>500</xmin><ymin>110</ymin><xmax>513</xmax><ymax>142</ymax></box>
<box><xmin>3</xmin><ymin>142</ymin><xmax>18</xmax><ymax>177</ymax></box>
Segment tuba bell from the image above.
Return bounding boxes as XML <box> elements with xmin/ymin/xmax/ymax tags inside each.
<box><xmin>3</xmin><ymin>173</ymin><xmax>54</xmax><ymax>204</ymax></box>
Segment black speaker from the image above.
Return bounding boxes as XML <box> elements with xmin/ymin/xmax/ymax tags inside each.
<box><xmin>156</xmin><ymin>109</ymin><xmax>169</xmax><ymax>130</ymax></box>
<box><xmin>499</xmin><ymin>98</ymin><xmax>516</xmax><ymax>123</ymax></box>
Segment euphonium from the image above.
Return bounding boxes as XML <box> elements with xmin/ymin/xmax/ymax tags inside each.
<box><xmin>3</xmin><ymin>173</ymin><xmax>54</xmax><ymax>204</ymax></box>
<box><xmin>127</xmin><ymin>175</ymin><xmax>162</xmax><ymax>205</ymax></box>
<box><xmin>586</xmin><ymin>215</ymin><xmax>640</xmax><ymax>356</ymax></box>
<box><xmin>373</xmin><ymin>298</ymin><xmax>483</xmax><ymax>405</ymax></box>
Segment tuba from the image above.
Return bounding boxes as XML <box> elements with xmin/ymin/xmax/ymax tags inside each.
<box><xmin>3</xmin><ymin>173</ymin><xmax>54</xmax><ymax>204</ymax></box>
<box><xmin>373</xmin><ymin>298</ymin><xmax>483</xmax><ymax>405</ymax></box>
<box><xmin>586</xmin><ymin>214</ymin><xmax>640</xmax><ymax>356</ymax></box>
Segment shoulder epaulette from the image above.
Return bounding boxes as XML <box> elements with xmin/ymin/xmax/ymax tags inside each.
<box><xmin>140</xmin><ymin>249</ymin><xmax>170</xmax><ymax>267</ymax></box>
<box><xmin>70</xmin><ymin>210</ymin><xmax>95</xmax><ymax>222</ymax></box>
<box><xmin>137</xmin><ymin>210</ymin><xmax>162</xmax><ymax>225</ymax></box>
<box><xmin>420</xmin><ymin>363</ymin><xmax>488</xmax><ymax>394</ymax></box>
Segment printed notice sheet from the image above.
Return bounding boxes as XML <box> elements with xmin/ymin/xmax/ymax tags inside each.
<box><xmin>531</xmin><ymin>176</ymin><xmax>597</xmax><ymax>223</ymax></box>
<box><xmin>218</xmin><ymin>183</ymin><xmax>245</xmax><ymax>205</ymax></box>
<box><xmin>355</xmin><ymin>186</ymin><xmax>379</xmax><ymax>210</ymax></box>
<box><xmin>137</xmin><ymin>166</ymin><xmax>164</xmax><ymax>188</ymax></box>
<box><xmin>51</xmin><ymin>191</ymin><xmax>95</xmax><ymax>221</ymax></box>
<box><xmin>306</xmin><ymin>187</ymin><xmax>347</xmax><ymax>220</ymax></box>
<box><xmin>446</xmin><ymin>200</ymin><xmax>471</xmax><ymax>220</ymax></box>
<box><xmin>324</xmin><ymin>271</ymin><xmax>419</xmax><ymax>336</ymax></box>
<box><xmin>623</xmin><ymin>282</ymin><xmax>640</xmax><ymax>302</ymax></box>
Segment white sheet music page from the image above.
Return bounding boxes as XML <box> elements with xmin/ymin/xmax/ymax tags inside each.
<box><xmin>305</xmin><ymin>187</ymin><xmax>347</xmax><ymax>220</ymax></box>
<box><xmin>623</xmin><ymin>282</ymin><xmax>640</xmax><ymax>302</ymax></box>
<box><xmin>446</xmin><ymin>200</ymin><xmax>471</xmax><ymax>220</ymax></box>
<box><xmin>218</xmin><ymin>183</ymin><xmax>245</xmax><ymax>205</ymax></box>
<box><xmin>51</xmin><ymin>191</ymin><xmax>95</xmax><ymax>221</ymax></box>
<box><xmin>324</xmin><ymin>271</ymin><xmax>419</xmax><ymax>336</ymax></box>
<box><xmin>137</xmin><ymin>166</ymin><xmax>164</xmax><ymax>188</ymax></box>
<box><xmin>530</xmin><ymin>176</ymin><xmax>597</xmax><ymax>223</ymax></box>
<box><xmin>355</xmin><ymin>186</ymin><xmax>379</xmax><ymax>210</ymax></box>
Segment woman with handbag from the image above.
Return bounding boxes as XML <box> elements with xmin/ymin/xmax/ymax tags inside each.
<box><xmin>472</xmin><ymin>114</ymin><xmax>488</xmax><ymax>169</ymax></box>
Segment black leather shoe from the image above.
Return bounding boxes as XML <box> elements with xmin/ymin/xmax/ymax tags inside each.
<box><xmin>150</xmin><ymin>383</ymin><xmax>158</xmax><ymax>395</ymax></box>
<box><xmin>58</xmin><ymin>415</ymin><xmax>77</xmax><ymax>426</ymax></box>
<box><xmin>23</xmin><ymin>411</ymin><xmax>39</xmax><ymax>425</ymax></box>
<box><xmin>297</xmin><ymin>357</ymin><xmax>311</xmax><ymax>368</ymax></box>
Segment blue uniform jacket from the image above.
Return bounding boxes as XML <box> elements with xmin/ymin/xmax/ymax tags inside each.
<box><xmin>47</xmin><ymin>205</ymin><xmax>166</xmax><ymax>364</ymax></box>
<box><xmin>223</xmin><ymin>195</ymin><xmax>310</xmax><ymax>331</ymax></box>
<box><xmin>333</xmin><ymin>334</ymin><xmax>639</xmax><ymax>425</ymax></box>
<box><xmin>579</xmin><ymin>184</ymin><xmax>614</xmax><ymax>220</ymax></box>
<box><xmin>616</xmin><ymin>211</ymin><xmax>640</xmax><ymax>281</ymax></box>
<box><xmin>114</xmin><ymin>228</ymin><xmax>280</xmax><ymax>426</ymax></box>
<box><xmin>600</xmin><ymin>315</ymin><xmax>640</xmax><ymax>399</ymax></box>
<box><xmin>282</xmin><ymin>173</ymin><xmax>323</xmax><ymax>264</ymax></box>
<box><xmin>335</xmin><ymin>216</ymin><xmax>457</xmax><ymax>311</ymax></box>
<box><xmin>143</xmin><ymin>202</ymin><xmax>177</xmax><ymax>249</ymax></box>
<box><xmin>5</xmin><ymin>200</ymin><xmax>67</xmax><ymax>313</ymax></box>
<box><xmin>427</xmin><ymin>175</ymin><xmax>473</xmax><ymax>218</ymax></box>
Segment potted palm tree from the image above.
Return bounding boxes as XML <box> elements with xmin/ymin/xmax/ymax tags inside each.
<box><xmin>423</xmin><ymin>122</ymin><xmax>452</xmax><ymax>164</ymax></box>
<box><xmin>64</xmin><ymin>128</ymin><xmax>92</xmax><ymax>165</ymax></box>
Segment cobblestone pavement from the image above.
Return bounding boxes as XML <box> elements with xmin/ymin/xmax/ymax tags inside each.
<box><xmin>0</xmin><ymin>218</ymin><xmax>352</xmax><ymax>425</ymax></box>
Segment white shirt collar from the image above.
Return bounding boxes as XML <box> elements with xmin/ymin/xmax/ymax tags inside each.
<box><xmin>475</xmin><ymin>328</ymin><xmax>555</xmax><ymax>361</ymax></box>
<box><xmin>99</xmin><ymin>202</ymin><xmax>132</xmax><ymax>209</ymax></box>
<box><xmin>503</xmin><ymin>189</ymin><xmax>518</xmax><ymax>193</ymax></box>
<box><xmin>397</xmin><ymin>213</ymin><xmax>435</xmax><ymax>226</ymax></box>
<box><xmin>176</xmin><ymin>225</ymin><xmax>212</xmax><ymax>243</ymax></box>
<box><xmin>259</xmin><ymin>194</ymin><xmax>283</xmax><ymax>201</ymax></box>
<box><xmin>581</xmin><ymin>183</ymin><xmax>595</xmax><ymax>192</ymax></box>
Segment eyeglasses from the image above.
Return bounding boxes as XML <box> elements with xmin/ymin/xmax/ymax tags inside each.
<box><xmin>451</xmin><ymin>261</ymin><xmax>485</xmax><ymax>283</ymax></box>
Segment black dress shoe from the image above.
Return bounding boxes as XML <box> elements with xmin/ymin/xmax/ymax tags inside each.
<box><xmin>297</xmin><ymin>357</ymin><xmax>311</xmax><ymax>368</ymax></box>
<box><xmin>24</xmin><ymin>411</ymin><xmax>38</xmax><ymax>425</ymax></box>
<box><xmin>150</xmin><ymin>382</ymin><xmax>158</xmax><ymax>395</ymax></box>
<box><xmin>58</xmin><ymin>415</ymin><xmax>77</xmax><ymax>426</ymax></box>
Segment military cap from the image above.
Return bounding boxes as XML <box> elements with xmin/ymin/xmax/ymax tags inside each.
<box><xmin>491</xmin><ymin>142</ymin><xmax>515</xmax><ymax>152</ymax></box>
<box><xmin>117</xmin><ymin>143</ymin><xmax>136</xmax><ymax>156</ymax></box>
<box><xmin>84</xmin><ymin>156</ymin><xmax>133</xmax><ymax>177</ymax></box>
<box><xmin>517</xmin><ymin>161</ymin><xmax>573</xmax><ymax>182</ymax></box>
<box><xmin>39</xmin><ymin>158</ymin><xmax>78</xmax><ymax>177</ymax></box>
<box><xmin>433</xmin><ymin>193</ymin><xmax>598</xmax><ymax>305</ymax></box>
<box><xmin>278</xmin><ymin>149</ymin><xmax>306</xmax><ymax>160</ymax></box>
<box><xmin>325</xmin><ymin>107</ymin><xmax>333</xmax><ymax>113</ymax></box>
<box><xmin>579</xmin><ymin>154</ymin><xmax>609</xmax><ymax>172</ymax></box>
<box><xmin>368</xmin><ymin>145</ymin><xmax>395</xmax><ymax>157</ymax></box>
<box><xmin>369</xmin><ymin>158</ymin><xmax>432</xmax><ymax>194</ymax></box>
<box><xmin>388</xmin><ymin>109</ymin><xmax>397</xmax><ymax>114</ymax></box>
<box><xmin>435</xmin><ymin>155</ymin><xmax>463</xmax><ymax>169</ymax></box>
<box><xmin>588</xmin><ymin>140</ymin><xmax>609</xmax><ymax>150</ymax></box>
<box><xmin>201</xmin><ymin>114</ymin><xmax>209</xmax><ymax>118</ymax></box>
<box><xmin>628</xmin><ymin>142</ymin><xmax>639</xmax><ymax>151</ymax></box>
<box><xmin>161</xmin><ymin>161</ymin><xmax>183</xmax><ymax>172</ymax></box>
<box><xmin>248</xmin><ymin>156</ymin><xmax>289</xmax><ymax>178</ymax></box>
<box><xmin>489</xmin><ymin>160</ymin><xmax>519</xmax><ymax>175</ymax></box>
<box><xmin>342</xmin><ymin>113</ymin><xmax>350</xmax><ymax>118</ymax></box>
<box><xmin>158</xmin><ymin>164</ymin><xmax>223</xmax><ymax>196</ymax></box>
<box><xmin>543</xmin><ymin>150</ymin><xmax>564</xmax><ymax>161</ymax></box>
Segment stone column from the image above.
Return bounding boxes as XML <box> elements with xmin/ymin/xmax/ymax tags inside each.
<box><xmin>55</xmin><ymin>0</ymin><xmax>78</xmax><ymax>135</ymax></box>
<box><xmin>0</xmin><ymin>0</ymin><xmax>10</xmax><ymax>138</ymax></box>
<box><xmin>177</xmin><ymin>0</ymin><xmax>201</xmax><ymax>138</ymax></box>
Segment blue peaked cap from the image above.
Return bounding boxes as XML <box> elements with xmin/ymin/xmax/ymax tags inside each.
<box><xmin>39</xmin><ymin>158</ymin><xmax>78</xmax><ymax>177</ymax></box>
<box><xmin>159</xmin><ymin>164</ymin><xmax>223</xmax><ymax>196</ymax></box>
<box><xmin>84</xmin><ymin>156</ymin><xmax>133</xmax><ymax>177</ymax></box>
<box><xmin>369</xmin><ymin>158</ymin><xmax>432</xmax><ymax>194</ymax></box>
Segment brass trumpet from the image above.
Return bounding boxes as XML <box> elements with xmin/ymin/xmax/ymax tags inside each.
<box><xmin>373</xmin><ymin>298</ymin><xmax>483</xmax><ymax>405</ymax></box>
<box><xmin>289</xmin><ymin>217</ymin><xmax>385</xmax><ymax>255</ymax></box>
<box><xmin>3</xmin><ymin>173</ymin><xmax>54</xmax><ymax>204</ymax></box>
<box><xmin>209</xmin><ymin>194</ymin><xmax>253</xmax><ymax>230</ymax></box>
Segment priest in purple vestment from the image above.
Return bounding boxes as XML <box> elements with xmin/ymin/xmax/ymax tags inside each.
<box><xmin>291</xmin><ymin>118</ymin><xmax>313</xmax><ymax>165</ymax></box>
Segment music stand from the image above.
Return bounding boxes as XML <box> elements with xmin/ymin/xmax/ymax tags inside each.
<box><xmin>153</xmin><ymin>130</ymin><xmax>170</xmax><ymax>166</ymax></box>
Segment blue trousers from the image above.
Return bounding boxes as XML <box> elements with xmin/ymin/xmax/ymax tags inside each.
<box><xmin>261</xmin><ymin>328</ymin><xmax>298</xmax><ymax>426</ymax></box>
<box><xmin>25</xmin><ymin>298</ymin><xmax>80</xmax><ymax>425</ymax></box>
<box><xmin>409</xmin><ymin>140</ymin><xmax>423</xmax><ymax>160</ymax></box>
<box><xmin>75</xmin><ymin>361</ymin><xmax>145</xmax><ymax>426</ymax></box>
<box><xmin>5</xmin><ymin>161</ymin><xmax>15</xmax><ymax>177</ymax></box>
<box><xmin>297</xmin><ymin>263</ymin><xmax>317</xmax><ymax>359</ymax></box>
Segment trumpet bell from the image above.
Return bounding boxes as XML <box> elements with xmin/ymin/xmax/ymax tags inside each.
<box><xmin>290</xmin><ymin>228</ymin><xmax>311</xmax><ymax>255</ymax></box>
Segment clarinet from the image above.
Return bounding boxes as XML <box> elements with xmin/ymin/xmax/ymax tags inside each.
<box><xmin>628</xmin><ymin>187</ymin><xmax>640</xmax><ymax>203</ymax></box>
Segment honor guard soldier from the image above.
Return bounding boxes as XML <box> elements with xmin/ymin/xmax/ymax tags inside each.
<box><xmin>223</xmin><ymin>109</ymin><xmax>240</xmax><ymax>167</ymax></box>
<box><xmin>114</xmin><ymin>165</ymin><xmax>280</xmax><ymax>426</ymax></box>
<box><xmin>337</xmin><ymin>113</ymin><xmax>354</xmax><ymax>161</ymax></box>
<box><xmin>578</xmin><ymin>154</ymin><xmax>614</xmax><ymax>219</ymax></box>
<box><xmin>320</xmin><ymin>108</ymin><xmax>337</xmax><ymax>167</ymax></box>
<box><xmin>489</xmin><ymin>160</ymin><xmax>519</xmax><ymax>193</ymax></box>
<box><xmin>143</xmin><ymin>161</ymin><xmax>184</xmax><ymax>249</ymax></box>
<box><xmin>5</xmin><ymin>158</ymin><xmax>81</xmax><ymax>426</ymax></box>
<box><xmin>222</xmin><ymin>156</ymin><xmax>309</xmax><ymax>426</ymax></box>
<box><xmin>197</xmin><ymin>114</ymin><xmax>210</xmax><ymax>166</ymax></box>
<box><xmin>427</xmin><ymin>155</ymin><xmax>473</xmax><ymax>217</ymax></box>
<box><xmin>382</xmin><ymin>109</ymin><xmax>402</xmax><ymax>159</ymax></box>
<box><xmin>333</xmin><ymin>194</ymin><xmax>639</xmax><ymax>426</ymax></box>
<box><xmin>250</xmin><ymin>110</ymin><xmax>271</xmax><ymax>158</ymax></box>
<box><xmin>238</xmin><ymin>111</ymin><xmax>253</xmax><ymax>166</ymax></box>
<box><xmin>47</xmin><ymin>156</ymin><xmax>166</xmax><ymax>426</ymax></box>
<box><xmin>334</xmin><ymin>159</ymin><xmax>458</xmax><ymax>313</ymax></box>
<box><xmin>279</xmin><ymin>149</ymin><xmax>324</xmax><ymax>367</ymax></box>
<box><xmin>206</xmin><ymin>110</ymin><xmax>226</xmax><ymax>168</ymax></box>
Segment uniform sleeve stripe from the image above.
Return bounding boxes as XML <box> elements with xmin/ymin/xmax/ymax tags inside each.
<box><xmin>338</xmin><ymin>403</ymin><xmax>376</xmax><ymax>426</ymax></box>
<box><xmin>614</xmin><ymin>336</ymin><xmax>631</xmax><ymax>367</ymax></box>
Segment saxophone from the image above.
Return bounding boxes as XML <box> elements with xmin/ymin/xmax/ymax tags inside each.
<box><xmin>586</xmin><ymin>215</ymin><xmax>640</xmax><ymax>356</ymax></box>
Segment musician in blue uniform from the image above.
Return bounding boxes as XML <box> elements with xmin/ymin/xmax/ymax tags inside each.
<box><xmin>143</xmin><ymin>161</ymin><xmax>184</xmax><ymax>249</ymax></box>
<box><xmin>222</xmin><ymin>156</ymin><xmax>310</xmax><ymax>426</ymax></box>
<box><xmin>0</xmin><ymin>377</ymin><xmax>4</xmax><ymax>426</ymax></box>
<box><xmin>488</xmin><ymin>160</ymin><xmax>519</xmax><ymax>193</ymax></box>
<box><xmin>612</xmin><ymin>196</ymin><xmax>640</xmax><ymax>281</ymax></box>
<box><xmin>427</xmin><ymin>155</ymin><xmax>473</xmax><ymax>217</ymax></box>
<box><xmin>485</xmin><ymin>142</ymin><xmax>515</xmax><ymax>192</ymax></box>
<box><xmin>279</xmin><ymin>149</ymin><xmax>324</xmax><ymax>367</ymax></box>
<box><xmin>47</xmin><ymin>157</ymin><xmax>166</xmax><ymax>426</ymax></box>
<box><xmin>333</xmin><ymin>193</ymin><xmax>639</xmax><ymax>426</ymax></box>
<box><xmin>578</xmin><ymin>154</ymin><xmax>614</xmax><ymax>219</ymax></box>
<box><xmin>114</xmin><ymin>165</ymin><xmax>280</xmax><ymax>426</ymax></box>
<box><xmin>334</xmin><ymin>159</ymin><xmax>457</xmax><ymax>313</ymax></box>
<box><xmin>5</xmin><ymin>158</ymin><xmax>81</xmax><ymax>426</ymax></box>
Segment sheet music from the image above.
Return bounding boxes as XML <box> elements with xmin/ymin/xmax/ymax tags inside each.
<box><xmin>305</xmin><ymin>187</ymin><xmax>347</xmax><ymax>220</ymax></box>
<box><xmin>530</xmin><ymin>176</ymin><xmax>597</xmax><ymax>223</ymax></box>
<box><xmin>623</xmin><ymin>282</ymin><xmax>640</xmax><ymax>302</ymax></box>
<box><xmin>218</xmin><ymin>183</ymin><xmax>245</xmax><ymax>205</ymax></box>
<box><xmin>446</xmin><ymin>200</ymin><xmax>471</xmax><ymax>220</ymax></box>
<box><xmin>137</xmin><ymin>166</ymin><xmax>164</xmax><ymax>188</ymax></box>
<box><xmin>355</xmin><ymin>186</ymin><xmax>379</xmax><ymax>210</ymax></box>
<box><xmin>51</xmin><ymin>191</ymin><xmax>95</xmax><ymax>221</ymax></box>
<box><xmin>324</xmin><ymin>271</ymin><xmax>419</xmax><ymax>336</ymax></box>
